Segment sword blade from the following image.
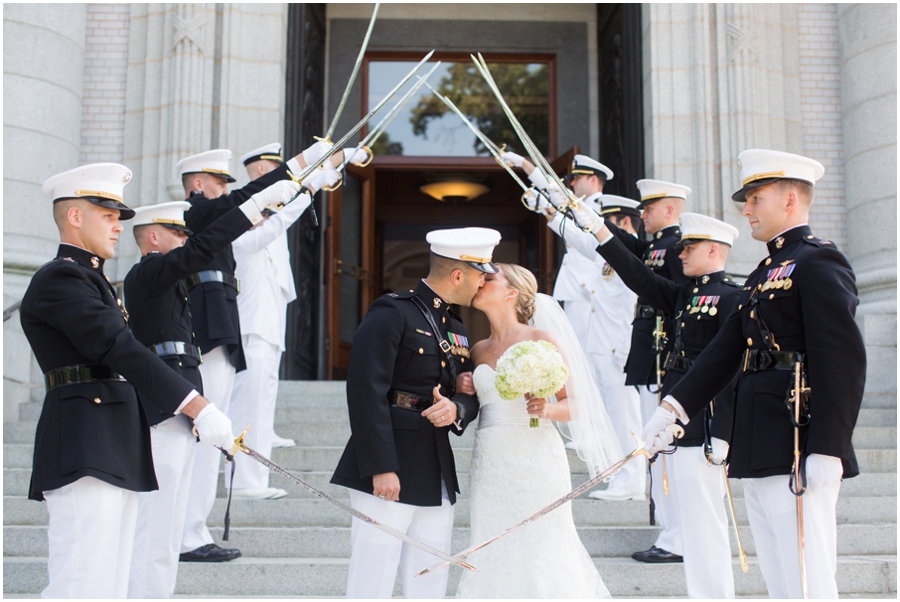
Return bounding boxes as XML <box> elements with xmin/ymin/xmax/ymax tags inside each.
<box><xmin>416</xmin><ymin>442</ymin><xmax>651</xmax><ymax>577</ymax></box>
<box><xmin>722</xmin><ymin>465</ymin><xmax>749</xmax><ymax>573</ymax></box>
<box><xmin>324</xmin><ymin>3</ymin><xmax>380</xmax><ymax>142</ymax></box>
<box><xmin>284</xmin><ymin>50</ymin><xmax>435</xmax><ymax>206</ymax></box>
<box><xmin>236</xmin><ymin>443</ymin><xmax>477</xmax><ymax>572</ymax></box>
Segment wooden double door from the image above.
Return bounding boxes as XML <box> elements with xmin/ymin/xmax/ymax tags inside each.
<box><xmin>325</xmin><ymin>150</ymin><xmax>577</xmax><ymax>379</ymax></box>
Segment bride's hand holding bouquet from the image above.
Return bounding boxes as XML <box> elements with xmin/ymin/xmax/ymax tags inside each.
<box><xmin>495</xmin><ymin>340</ymin><xmax>569</xmax><ymax>427</ymax></box>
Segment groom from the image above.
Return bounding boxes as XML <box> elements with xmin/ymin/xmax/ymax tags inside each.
<box><xmin>332</xmin><ymin>227</ymin><xmax>500</xmax><ymax>598</ymax></box>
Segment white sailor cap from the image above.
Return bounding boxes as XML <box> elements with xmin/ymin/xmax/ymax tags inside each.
<box><xmin>175</xmin><ymin>149</ymin><xmax>236</xmax><ymax>183</ymax></box>
<box><xmin>239</xmin><ymin>142</ymin><xmax>283</xmax><ymax>166</ymax></box>
<box><xmin>131</xmin><ymin>201</ymin><xmax>193</xmax><ymax>235</ymax></box>
<box><xmin>42</xmin><ymin>163</ymin><xmax>135</xmax><ymax>220</ymax></box>
<box><xmin>635</xmin><ymin>179</ymin><xmax>691</xmax><ymax>209</ymax></box>
<box><xmin>675</xmin><ymin>212</ymin><xmax>739</xmax><ymax>249</ymax></box>
<box><xmin>565</xmin><ymin>154</ymin><xmax>614</xmax><ymax>182</ymax></box>
<box><xmin>732</xmin><ymin>149</ymin><xmax>825</xmax><ymax>202</ymax></box>
<box><xmin>426</xmin><ymin>227</ymin><xmax>502</xmax><ymax>274</ymax></box>
<box><xmin>599</xmin><ymin>194</ymin><xmax>641</xmax><ymax>218</ymax></box>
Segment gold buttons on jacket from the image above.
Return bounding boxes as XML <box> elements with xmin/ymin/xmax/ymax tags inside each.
<box><xmin>747</xmin><ymin>338</ymin><xmax>753</xmax><ymax>346</ymax></box>
<box><xmin>93</xmin><ymin>397</ymin><xmax>101</xmax><ymax>404</ymax></box>
<box><xmin>441</xmin><ymin>361</ymin><xmax>446</xmax><ymax>368</ymax></box>
<box><xmin>442</xmin><ymin>317</ymin><xmax>446</xmax><ymax>324</ymax></box>
<box><xmin>418</xmin><ymin>348</ymin><xmax>424</xmax><ymax>354</ymax></box>
<box><xmin>693</xmin><ymin>288</ymin><xmax>699</xmax><ymax>293</ymax></box>
<box><xmin>765</xmin><ymin>258</ymin><xmax>772</xmax><ymax>265</ymax></box>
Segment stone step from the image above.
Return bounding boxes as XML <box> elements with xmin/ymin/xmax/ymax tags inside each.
<box><xmin>4</xmin><ymin>462</ymin><xmax>896</xmax><ymax>501</ymax></box>
<box><xmin>5</xmin><ymin>494</ymin><xmax>894</xmax><ymax>529</ymax></box>
<box><xmin>3</xmin><ymin>555</ymin><xmax>896</xmax><ymax>597</ymax></box>
<box><xmin>4</xmin><ymin>520</ymin><xmax>897</xmax><ymax>560</ymax></box>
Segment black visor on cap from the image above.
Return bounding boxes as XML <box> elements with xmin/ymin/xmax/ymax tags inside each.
<box><xmin>602</xmin><ymin>207</ymin><xmax>641</xmax><ymax>219</ymax></box>
<box><xmin>57</xmin><ymin>197</ymin><xmax>136</xmax><ymax>220</ymax></box>
<box><xmin>731</xmin><ymin>177</ymin><xmax>784</xmax><ymax>202</ymax></box>
<box><xmin>160</xmin><ymin>223</ymin><xmax>193</xmax><ymax>236</ymax></box>
<box><xmin>468</xmin><ymin>261</ymin><xmax>499</xmax><ymax>274</ymax></box>
<box><xmin>185</xmin><ymin>170</ymin><xmax>237</xmax><ymax>184</ymax></box>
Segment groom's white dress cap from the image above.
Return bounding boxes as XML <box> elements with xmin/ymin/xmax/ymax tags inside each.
<box><xmin>427</xmin><ymin>227</ymin><xmax>502</xmax><ymax>274</ymax></box>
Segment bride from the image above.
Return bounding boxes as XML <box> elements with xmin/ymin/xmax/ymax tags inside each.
<box><xmin>455</xmin><ymin>263</ymin><xmax>620</xmax><ymax>599</ymax></box>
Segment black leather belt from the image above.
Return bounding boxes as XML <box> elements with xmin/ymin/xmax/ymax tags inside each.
<box><xmin>183</xmin><ymin>270</ymin><xmax>240</xmax><ymax>293</ymax></box>
<box><xmin>44</xmin><ymin>364</ymin><xmax>126</xmax><ymax>390</ymax></box>
<box><xmin>742</xmin><ymin>349</ymin><xmax>799</xmax><ymax>373</ymax></box>
<box><xmin>390</xmin><ymin>390</ymin><xmax>434</xmax><ymax>412</ymax></box>
<box><xmin>635</xmin><ymin>304</ymin><xmax>658</xmax><ymax>319</ymax></box>
<box><xmin>664</xmin><ymin>353</ymin><xmax>693</xmax><ymax>373</ymax></box>
<box><xmin>149</xmin><ymin>341</ymin><xmax>202</xmax><ymax>363</ymax></box>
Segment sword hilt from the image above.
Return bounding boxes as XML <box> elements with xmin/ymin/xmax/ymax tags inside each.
<box><xmin>230</xmin><ymin>425</ymin><xmax>251</xmax><ymax>460</ymax></box>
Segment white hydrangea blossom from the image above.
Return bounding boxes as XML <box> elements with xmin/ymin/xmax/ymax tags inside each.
<box><xmin>494</xmin><ymin>340</ymin><xmax>569</xmax><ymax>401</ymax></box>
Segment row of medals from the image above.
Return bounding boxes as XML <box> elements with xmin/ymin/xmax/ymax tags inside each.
<box><xmin>645</xmin><ymin>258</ymin><xmax>666</xmax><ymax>267</ymax></box>
<box><xmin>760</xmin><ymin>277</ymin><xmax>793</xmax><ymax>292</ymax></box>
<box><xmin>688</xmin><ymin>303</ymin><xmax>717</xmax><ymax>316</ymax></box>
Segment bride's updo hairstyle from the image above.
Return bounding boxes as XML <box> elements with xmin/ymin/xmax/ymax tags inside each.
<box><xmin>498</xmin><ymin>263</ymin><xmax>538</xmax><ymax>324</ymax></box>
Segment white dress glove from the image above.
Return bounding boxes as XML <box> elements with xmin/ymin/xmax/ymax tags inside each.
<box><xmin>545</xmin><ymin>184</ymin><xmax>569</xmax><ymax>211</ymax></box>
<box><xmin>192</xmin><ymin>403</ymin><xmax>235</xmax><ymax>450</ymax></box>
<box><xmin>570</xmin><ymin>199</ymin><xmax>605</xmax><ymax>234</ymax></box>
<box><xmin>710</xmin><ymin>437</ymin><xmax>730</xmax><ymax>464</ymax></box>
<box><xmin>642</xmin><ymin>406</ymin><xmax>677</xmax><ymax>455</ymax></box>
<box><xmin>500</xmin><ymin>151</ymin><xmax>525</xmax><ymax>168</ymax></box>
<box><xmin>248</xmin><ymin>180</ymin><xmax>301</xmax><ymax>212</ymax></box>
<box><xmin>522</xmin><ymin>187</ymin><xmax>549</xmax><ymax>214</ymax></box>
<box><xmin>302</xmin><ymin>165</ymin><xmax>342</xmax><ymax>192</ymax></box>
<box><xmin>342</xmin><ymin>146</ymin><xmax>372</xmax><ymax>166</ymax></box>
<box><xmin>302</xmin><ymin>140</ymin><xmax>332</xmax><ymax>166</ymax></box>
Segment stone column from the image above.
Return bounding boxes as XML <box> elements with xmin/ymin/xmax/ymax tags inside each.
<box><xmin>3</xmin><ymin>4</ymin><xmax>88</xmax><ymax>418</ymax></box>
<box><xmin>837</xmin><ymin>3</ymin><xmax>897</xmax><ymax>409</ymax></box>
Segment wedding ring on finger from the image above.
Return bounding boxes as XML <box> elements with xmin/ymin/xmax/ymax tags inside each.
<box><xmin>439</xmin><ymin>415</ymin><xmax>444</xmax><ymax>422</ymax></box>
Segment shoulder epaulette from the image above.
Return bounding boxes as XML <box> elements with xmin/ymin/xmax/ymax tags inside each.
<box><xmin>387</xmin><ymin>289</ymin><xmax>416</xmax><ymax>300</ymax></box>
<box><xmin>802</xmin><ymin>235</ymin><xmax>832</xmax><ymax>247</ymax></box>
<box><xmin>722</xmin><ymin>277</ymin><xmax>742</xmax><ymax>288</ymax></box>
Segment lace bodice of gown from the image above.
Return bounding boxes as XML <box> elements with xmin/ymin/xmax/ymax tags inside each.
<box><xmin>455</xmin><ymin>365</ymin><xmax>610</xmax><ymax>599</ymax></box>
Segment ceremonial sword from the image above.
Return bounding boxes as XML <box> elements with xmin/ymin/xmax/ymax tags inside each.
<box><xmin>415</xmin><ymin>429</ymin><xmax>683</xmax><ymax>577</ymax></box>
<box><xmin>281</xmin><ymin>50</ymin><xmax>435</xmax><ymax>208</ymax></box>
<box><xmin>790</xmin><ymin>358</ymin><xmax>811</xmax><ymax>598</ymax></box>
<box><xmin>469</xmin><ymin>53</ymin><xmax>591</xmax><ymax>232</ymax></box>
<box><xmin>322</xmin><ymin>3</ymin><xmax>380</xmax><ymax>143</ymax></box>
<box><xmin>221</xmin><ymin>426</ymin><xmax>478</xmax><ymax>573</ymax></box>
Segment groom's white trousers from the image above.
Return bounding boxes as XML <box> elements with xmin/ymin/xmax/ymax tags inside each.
<box><xmin>640</xmin><ymin>386</ymin><xmax>682</xmax><ymax>555</ymax></box>
<box><xmin>346</xmin><ymin>485</ymin><xmax>454</xmax><ymax>598</ymax></box>
<box><xmin>668</xmin><ymin>446</ymin><xmax>734</xmax><ymax>598</ymax></box>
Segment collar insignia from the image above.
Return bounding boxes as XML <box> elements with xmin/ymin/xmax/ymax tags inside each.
<box><xmin>433</xmin><ymin>297</ymin><xmax>441</xmax><ymax>309</ymax></box>
<box><xmin>90</xmin><ymin>257</ymin><xmax>100</xmax><ymax>269</ymax></box>
<box><xmin>775</xmin><ymin>236</ymin><xmax>785</xmax><ymax>249</ymax></box>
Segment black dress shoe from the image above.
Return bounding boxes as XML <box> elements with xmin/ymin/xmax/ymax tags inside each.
<box><xmin>179</xmin><ymin>543</ymin><xmax>242</xmax><ymax>562</ymax></box>
<box><xmin>631</xmin><ymin>545</ymin><xmax>683</xmax><ymax>563</ymax></box>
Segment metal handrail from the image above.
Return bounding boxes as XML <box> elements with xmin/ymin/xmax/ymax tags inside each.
<box><xmin>3</xmin><ymin>300</ymin><xmax>22</xmax><ymax>322</ymax></box>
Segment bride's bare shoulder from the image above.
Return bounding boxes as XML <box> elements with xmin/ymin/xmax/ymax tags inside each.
<box><xmin>470</xmin><ymin>339</ymin><xmax>489</xmax><ymax>365</ymax></box>
<box><xmin>523</xmin><ymin>325</ymin><xmax>559</xmax><ymax>347</ymax></box>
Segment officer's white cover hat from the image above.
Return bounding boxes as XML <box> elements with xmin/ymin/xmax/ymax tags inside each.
<box><xmin>599</xmin><ymin>194</ymin><xmax>641</xmax><ymax>218</ymax></box>
<box><xmin>426</xmin><ymin>227</ymin><xmax>502</xmax><ymax>274</ymax></box>
<box><xmin>635</xmin><ymin>178</ymin><xmax>691</xmax><ymax>209</ymax></box>
<box><xmin>131</xmin><ymin>201</ymin><xmax>192</xmax><ymax>234</ymax></box>
<box><xmin>176</xmin><ymin>149</ymin><xmax>236</xmax><ymax>183</ymax></box>
<box><xmin>565</xmin><ymin>154</ymin><xmax>614</xmax><ymax>182</ymax></box>
<box><xmin>732</xmin><ymin>149</ymin><xmax>825</xmax><ymax>202</ymax></box>
<box><xmin>239</xmin><ymin>142</ymin><xmax>283</xmax><ymax>166</ymax></box>
<box><xmin>42</xmin><ymin>163</ymin><xmax>135</xmax><ymax>220</ymax></box>
<box><xmin>676</xmin><ymin>212</ymin><xmax>739</xmax><ymax>248</ymax></box>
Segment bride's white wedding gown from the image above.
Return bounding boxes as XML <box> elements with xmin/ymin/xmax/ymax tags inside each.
<box><xmin>456</xmin><ymin>365</ymin><xmax>611</xmax><ymax>599</ymax></box>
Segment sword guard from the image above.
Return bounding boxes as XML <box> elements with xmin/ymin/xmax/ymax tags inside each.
<box><xmin>230</xmin><ymin>425</ymin><xmax>251</xmax><ymax>459</ymax></box>
<box><xmin>313</xmin><ymin>135</ymin><xmax>334</xmax><ymax>146</ymax></box>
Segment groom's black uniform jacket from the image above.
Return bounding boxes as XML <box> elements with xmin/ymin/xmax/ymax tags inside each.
<box><xmin>604</xmin><ymin>221</ymin><xmax>687</xmax><ymax>386</ymax></box>
<box><xmin>597</xmin><ymin>236</ymin><xmax>741</xmax><ymax>448</ymax></box>
<box><xmin>332</xmin><ymin>280</ymin><xmax>479</xmax><ymax>507</ymax></box>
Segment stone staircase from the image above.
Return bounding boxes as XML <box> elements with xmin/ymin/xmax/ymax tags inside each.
<box><xmin>3</xmin><ymin>381</ymin><xmax>897</xmax><ymax>597</ymax></box>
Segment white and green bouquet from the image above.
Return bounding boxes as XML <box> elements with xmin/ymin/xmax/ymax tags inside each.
<box><xmin>494</xmin><ymin>340</ymin><xmax>569</xmax><ymax>427</ymax></box>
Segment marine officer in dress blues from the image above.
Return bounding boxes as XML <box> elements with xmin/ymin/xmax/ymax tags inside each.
<box><xmin>332</xmin><ymin>227</ymin><xmax>499</xmax><ymax>598</ymax></box>
<box><xmin>177</xmin><ymin>146</ymin><xmax>340</xmax><ymax>561</ymax></box>
<box><xmin>598</xmin><ymin>178</ymin><xmax>689</xmax><ymax>563</ymax></box>
<box><xmin>589</xmin><ymin>211</ymin><xmax>742</xmax><ymax>598</ymax></box>
<box><xmin>642</xmin><ymin>149</ymin><xmax>866</xmax><ymax>598</ymax></box>
<box><xmin>124</xmin><ymin>181</ymin><xmax>304</xmax><ymax>596</ymax></box>
<box><xmin>22</xmin><ymin>164</ymin><xmax>235</xmax><ymax>598</ymax></box>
